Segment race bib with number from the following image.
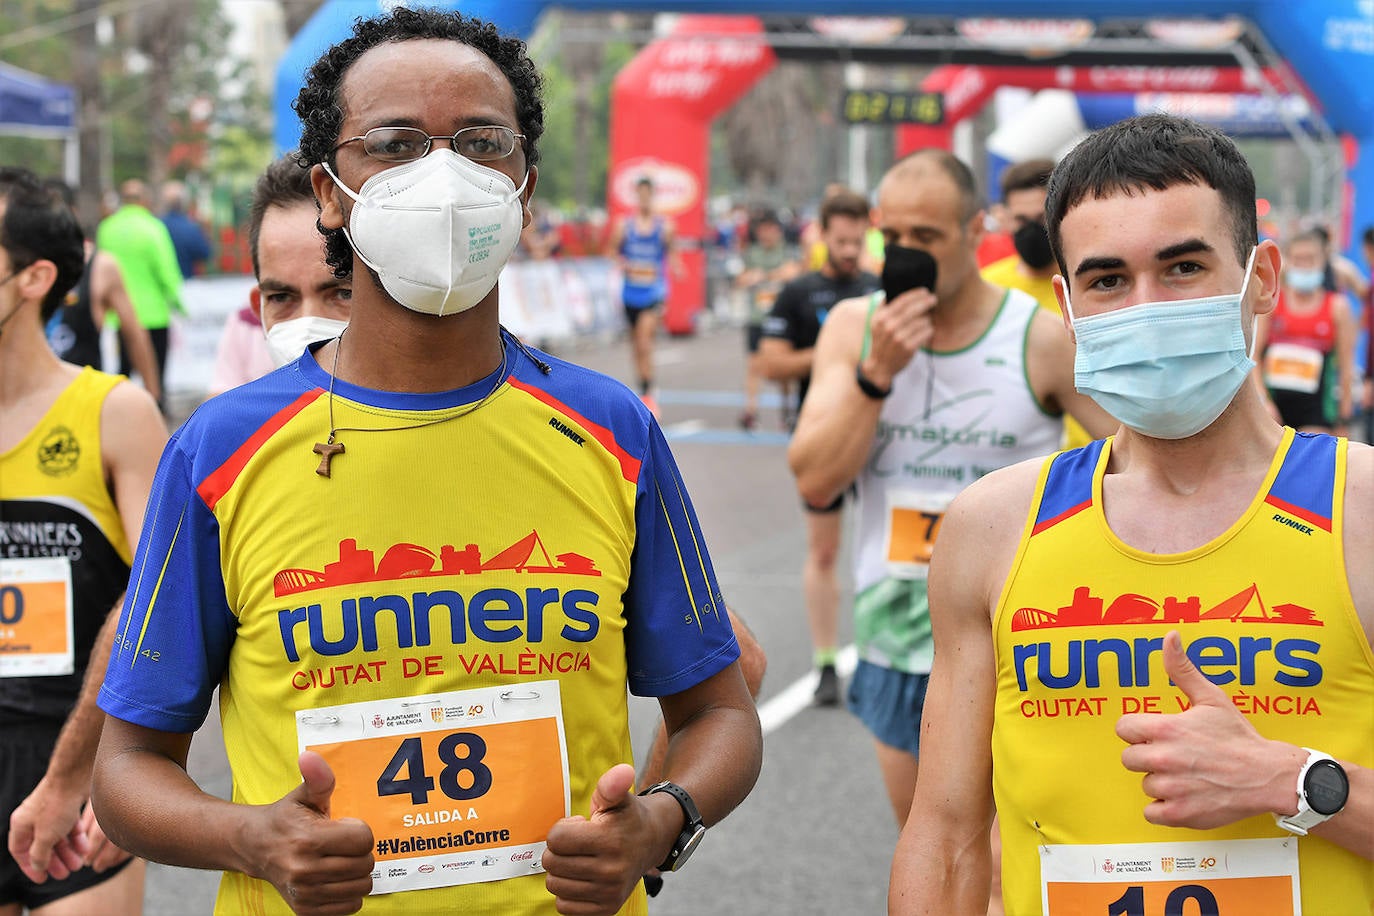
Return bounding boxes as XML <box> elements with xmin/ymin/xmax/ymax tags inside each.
<box><xmin>883</xmin><ymin>491</ymin><xmax>952</xmax><ymax>579</ymax></box>
<box><xmin>1263</xmin><ymin>343</ymin><xmax>1324</xmax><ymax>394</ymax></box>
<box><xmin>1040</xmin><ymin>838</ymin><xmax>1300</xmax><ymax>915</ymax></box>
<box><xmin>0</xmin><ymin>557</ymin><xmax>74</xmax><ymax>677</ymax></box>
<box><xmin>296</xmin><ymin>680</ymin><xmax>571</xmax><ymax>895</ymax></box>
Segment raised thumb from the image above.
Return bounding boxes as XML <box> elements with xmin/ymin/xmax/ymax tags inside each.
<box><xmin>292</xmin><ymin>750</ymin><xmax>336</xmax><ymax>817</ymax></box>
<box><xmin>1162</xmin><ymin>630</ymin><xmax>1228</xmax><ymax>707</ymax></box>
<box><xmin>589</xmin><ymin>763</ymin><xmax>637</xmax><ymax>819</ymax></box>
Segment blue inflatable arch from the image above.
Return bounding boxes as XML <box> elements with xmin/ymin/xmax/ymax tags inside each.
<box><xmin>277</xmin><ymin>1</ymin><xmax>1374</xmax><ymax>256</ymax></box>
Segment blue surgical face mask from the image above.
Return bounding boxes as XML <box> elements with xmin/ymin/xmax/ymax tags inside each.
<box><xmin>1285</xmin><ymin>266</ymin><xmax>1324</xmax><ymax>293</ymax></box>
<box><xmin>1064</xmin><ymin>247</ymin><xmax>1257</xmax><ymax>440</ymax></box>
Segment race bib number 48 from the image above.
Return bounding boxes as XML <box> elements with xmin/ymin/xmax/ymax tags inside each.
<box><xmin>1040</xmin><ymin>838</ymin><xmax>1300</xmax><ymax>915</ymax></box>
<box><xmin>297</xmin><ymin>681</ymin><xmax>570</xmax><ymax>895</ymax></box>
<box><xmin>0</xmin><ymin>557</ymin><xmax>74</xmax><ymax>677</ymax></box>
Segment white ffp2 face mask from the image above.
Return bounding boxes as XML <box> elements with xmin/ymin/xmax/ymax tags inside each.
<box><xmin>322</xmin><ymin>149</ymin><xmax>528</xmax><ymax>317</ymax></box>
<box><xmin>264</xmin><ymin>315</ymin><xmax>347</xmax><ymax>368</ymax></box>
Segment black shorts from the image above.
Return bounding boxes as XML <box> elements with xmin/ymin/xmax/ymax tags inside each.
<box><xmin>1</xmin><ymin>722</ymin><xmax>134</xmax><ymax>909</ymax></box>
<box><xmin>745</xmin><ymin>323</ymin><xmax>764</xmax><ymax>354</ymax></box>
<box><xmin>623</xmin><ymin>303</ymin><xmax>660</xmax><ymax>328</ymax></box>
<box><xmin>1270</xmin><ymin>387</ymin><xmax>1332</xmax><ymax>429</ymax></box>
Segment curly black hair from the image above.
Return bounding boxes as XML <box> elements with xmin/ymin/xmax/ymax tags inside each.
<box><xmin>0</xmin><ymin>167</ymin><xmax>86</xmax><ymax>323</ymax></box>
<box><xmin>292</xmin><ymin>7</ymin><xmax>544</xmax><ymax>280</ymax></box>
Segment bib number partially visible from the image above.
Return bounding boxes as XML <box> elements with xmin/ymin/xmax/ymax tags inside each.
<box><xmin>883</xmin><ymin>491</ymin><xmax>952</xmax><ymax>580</ymax></box>
<box><xmin>1040</xmin><ymin>838</ymin><xmax>1300</xmax><ymax>915</ymax></box>
<box><xmin>297</xmin><ymin>681</ymin><xmax>570</xmax><ymax>895</ymax></box>
<box><xmin>0</xmin><ymin>558</ymin><xmax>74</xmax><ymax>677</ymax></box>
<box><xmin>1263</xmin><ymin>343</ymin><xmax>1324</xmax><ymax>394</ymax></box>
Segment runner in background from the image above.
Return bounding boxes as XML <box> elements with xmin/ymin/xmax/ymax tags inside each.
<box><xmin>42</xmin><ymin>180</ymin><xmax>163</xmax><ymax>406</ymax></box>
<box><xmin>208</xmin><ymin>156</ymin><xmax>351</xmax><ymax>395</ymax></box>
<box><xmin>608</xmin><ymin>177</ymin><xmax>681</xmax><ymax>415</ymax></box>
<box><xmin>758</xmin><ymin>187</ymin><xmax>879</xmax><ymax>705</ymax></box>
<box><xmin>1256</xmin><ymin>229</ymin><xmax>1358</xmax><ymax>434</ymax></box>
<box><xmin>890</xmin><ymin>112</ymin><xmax>1374</xmax><ymax>916</ymax></box>
<box><xmin>735</xmin><ymin>210</ymin><xmax>800</xmax><ymax>431</ymax></box>
<box><xmin>980</xmin><ymin>159</ymin><xmax>1092</xmax><ymax>449</ymax></box>
<box><xmin>2</xmin><ymin>166</ymin><xmax>166</xmax><ymax>916</ymax></box>
<box><xmin>789</xmin><ymin>150</ymin><xmax>1114</xmax><ymax>829</ymax></box>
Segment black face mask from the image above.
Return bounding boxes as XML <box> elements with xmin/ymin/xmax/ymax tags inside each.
<box><xmin>881</xmin><ymin>244</ymin><xmax>938</xmax><ymax>303</ymax></box>
<box><xmin>1012</xmin><ymin>220</ymin><xmax>1055</xmax><ymax>270</ymax></box>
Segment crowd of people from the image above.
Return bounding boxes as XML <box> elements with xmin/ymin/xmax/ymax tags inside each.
<box><xmin>1</xmin><ymin>7</ymin><xmax>1372</xmax><ymax>916</ymax></box>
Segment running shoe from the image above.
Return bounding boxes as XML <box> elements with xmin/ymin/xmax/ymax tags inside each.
<box><xmin>814</xmin><ymin>663</ymin><xmax>839</xmax><ymax>706</ymax></box>
<box><xmin>738</xmin><ymin>410</ymin><xmax>757</xmax><ymax>431</ymax></box>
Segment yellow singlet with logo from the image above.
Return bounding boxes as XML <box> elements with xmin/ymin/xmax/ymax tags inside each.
<box><xmin>993</xmin><ymin>429</ymin><xmax>1374</xmax><ymax>915</ymax></box>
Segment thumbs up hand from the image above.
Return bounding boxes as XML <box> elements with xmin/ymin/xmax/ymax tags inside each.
<box><xmin>1116</xmin><ymin>631</ymin><xmax>1303</xmax><ymax>830</ymax></box>
<box><xmin>258</xmin><ymin>751</ymin><xmax>375</xmax><ymax>915</ymax></box>
<box><xmin>543</xmin><ymin>763</ymin><xmax>668</xmax><ymax>914</ymax></box>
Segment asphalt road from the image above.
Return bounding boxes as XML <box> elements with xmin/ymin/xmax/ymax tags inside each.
<box><xmin>141</xmin><ymin>317</ymin><xmax>897</xmax><ymax>915</ymax></box>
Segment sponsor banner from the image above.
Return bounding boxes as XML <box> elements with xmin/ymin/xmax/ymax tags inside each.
<box><xmin>297</xmin><ymin>680</ymin><xmax>570</xmax><ymax>894</ymax></box>
<box><xmin>0</xmin><ymin>557</ymin><xmax>74</xmax><ymax>677</ymax></box>
<box><xmin>1040</xmin><ymin>838</ymin><xmax>1299</xmax><ymax>915</ymax></box>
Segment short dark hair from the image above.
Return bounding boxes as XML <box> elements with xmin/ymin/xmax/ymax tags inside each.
<box><xmin>819</xmin><ymin>187</ymin><xmax>869</xmax><ymax>230</ymax></box>
<box><xmin>293</xmin><ymin>6</ymin><xmax>544</xmax><ymax>279</ymax></box>
<box><xmin>1000</xmin><ymin>158</ymin><xmax>1054</xmax><ymax>201</ymax></box>
<box><xmin>636</xmin><ymin>177</ymin><xmax>654</xmax><ymax>190</ymax></box>
<box><xmin>1362</xmin><ymin>225</ymin><xmax>1374</xmax><ymax>248</ymax></box>
<box><xmin>0</xmin><ymin>167</ymin><xmax>85</xmax><ymax>322</ymax></box>
<box><xmin>248</xmin><ymin>155</ymin><xmax>317</xmax><ymax>279</ymax></box>
<box><xmin>1046</xmin><ymin>114</ymin><xmax>1257</xmax><ymax>276</ymax></box>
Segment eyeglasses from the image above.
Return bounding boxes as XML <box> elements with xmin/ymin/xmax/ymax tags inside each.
<box><xmin>332</xmin><ymin>125</ymin><xmax>525</xmax><ymax>163</ymax></box>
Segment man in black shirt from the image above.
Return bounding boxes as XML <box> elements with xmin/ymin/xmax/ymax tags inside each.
<box><xmin>758</xmin><ymin>187</ymin><xmax>878</xmax><ymax>704</ymax></box>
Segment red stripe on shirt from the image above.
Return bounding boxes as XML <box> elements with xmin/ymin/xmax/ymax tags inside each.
<box><xmin>1031</xmin><ymin>499</ymin><xmax>1091</xmax><ymax>536</ymax></box>
<box><xmin>507</xmin><ymin>377</ymin><xmax>642</xmax><ymax>483</ymax></box>
<box><xmin>1264</xmin><ymin>494</ymin><xmax>1332</xmax><ymax>533</ymax></box>
<box><xmin>197</xmin><ymin>389</ymin><xmax>323</xmax><ymax>510</ymax></box>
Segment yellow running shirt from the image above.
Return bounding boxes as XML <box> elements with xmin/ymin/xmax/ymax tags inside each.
<box><xmin>99</xmin><ymin>333</ymin><xmax>738</xmax><ymax>914</ymax></box>
<box><xmin>993</xmin><ymin>429</ymin><xmax>1374</xmax><ymax>914</ymax></box>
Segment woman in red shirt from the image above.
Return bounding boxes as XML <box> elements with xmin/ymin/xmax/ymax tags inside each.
<box><xmin>1256</xmin><ymin>229</ymin><xmax>1358</xmax><ymax>433</ymax></box>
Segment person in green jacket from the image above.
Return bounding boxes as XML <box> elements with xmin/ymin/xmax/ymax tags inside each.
<box><xmin>95</xmin><ymin>179</ymin><xmax>183</xmax><ymax>397</ymax></box>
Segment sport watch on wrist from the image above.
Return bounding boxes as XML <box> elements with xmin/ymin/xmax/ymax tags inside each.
<box><xmin>854</xmin><ymin>365</ymin><xmax>892</xmax><ymax>399</ymax></box>
<box><xmin>1275</xmin><ymin>748</ymin><xmax>1349</xmax><ymax>836</ymax></box>
<box><xmin>639</xmin><ymin>781</ymin><xmax>706</xmax><ymax>872</ymax></box>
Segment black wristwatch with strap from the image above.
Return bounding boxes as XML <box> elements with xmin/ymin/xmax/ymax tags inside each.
<box><xmin>638</xmin><ymin>781</ymin><xmax>706</xmax><ymax>872</ymax></box>
<box><xmin>854</xmin><ymin>365</ymin><xmax>892</xmax><ymax>399</ymax></box>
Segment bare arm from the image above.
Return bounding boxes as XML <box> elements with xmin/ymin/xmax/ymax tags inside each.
<box><xmin>95</xmin><ymin>253</ymin><xmax>162</xmax><ymax>402</ymax></box>
<box><xmin>94</xmin><ymin>720</ymin><xmax>375</xmax><ymax>913</ymax></box>
<box><xmin>1025</xmin><ymin>309</ymin><xmax>1119</xmax><ymax>440</ymax></box>
<box><xmin>890</xmin><ymin>469</ymin><xmax>1027</xmax><ymax>913</ymax></box>
<box><xmin>543</xmin><ymin>663</ymin><xmax>762</xmax><ymax>914</ymax></box>
<box><xmin>1332</xmin><ymin>293</ymin><xmax>1357</xmax><ymax>423</ymax></box>
<box><xmin>789</xmin><ymin>288</ymin><xmax>933</xmax><ymax>506</ymax></box>
<box><xmin>755</xmin><ymin>337</ymin><xmax>814</xmax><ymax>383</ymax></box>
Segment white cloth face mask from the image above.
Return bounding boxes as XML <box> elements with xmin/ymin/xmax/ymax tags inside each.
<box><xmin>322</xmin><ymin>149</ymin><xmax>528</xmax><ymax>317</ymax></box>
<box><xmin>264</xmin><ymin>315</ymin><xmax>347</xmax><ymax>368</ymax></box>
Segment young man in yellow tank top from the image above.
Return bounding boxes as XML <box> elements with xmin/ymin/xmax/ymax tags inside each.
<box><xmin>890</xmin><ymin>114</ymin><xmax>1374</xmax><ymax>915</ymax></box>
<box><xmin>0</xmin><ymin>168</ymin><xmax>166</xmax><ymax>914</ymax></box>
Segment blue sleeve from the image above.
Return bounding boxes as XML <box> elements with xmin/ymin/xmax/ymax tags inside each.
<box><xmin>98</xmin><ymin>435</ymin><xmax>236</xmax><ymax>733</ymax></box>
<box><xmin>624</xmin><ymin>421</ymin><xmax>739</xmax><ymax>697</ymax></box>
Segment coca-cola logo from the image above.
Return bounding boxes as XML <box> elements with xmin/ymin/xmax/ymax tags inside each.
<box><xmin>510</xmin><ymin>849</ymin><xmax>535</xmax><ymax>862</ymax></box>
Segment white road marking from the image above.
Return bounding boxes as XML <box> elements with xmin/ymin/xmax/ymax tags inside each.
<box><xmin>757</xmin><ymin>644</ymin><xmax>859</xmax><ymax>736</ymax></box>
<box><xmin>664</xmin><ymin>419</ymin><xmax>706</xmax><ymax>436</ymax></box>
